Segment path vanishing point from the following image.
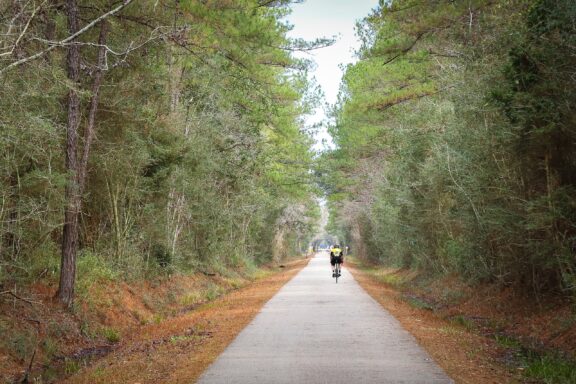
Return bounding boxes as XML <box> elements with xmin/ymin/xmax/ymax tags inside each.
<box><xmin>198</xmin><ymin>252</ymin><xmax>454</xmax><ymax>384</ymax></box>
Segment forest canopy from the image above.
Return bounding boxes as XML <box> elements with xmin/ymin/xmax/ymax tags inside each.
<box><xmin>321</xmin><ymin>0</ymin><xmax>576</xmax><ymax>298</ymax></box>
<box><xmin>0</xmin><ymin>0</ymin><xmax>321</xmax><ymax>305</ymax></box>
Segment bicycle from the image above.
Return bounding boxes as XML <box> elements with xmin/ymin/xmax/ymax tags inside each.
<box><xmin>334</xmin><ymin>262</ymin><xmax>341</xmax><ymax>283</ymax></box>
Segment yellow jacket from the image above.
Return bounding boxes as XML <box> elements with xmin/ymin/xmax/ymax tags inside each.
<box><xmin>330</xmin><ymin>247</ymin><xmax>342</xmax><ymax>257</ymax></box>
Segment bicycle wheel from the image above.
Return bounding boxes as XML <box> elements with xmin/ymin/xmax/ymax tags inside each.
<box><xmin>335</xmin><ymin>264</ymin><xmax>340</xmax><ymax>283</ymax></box>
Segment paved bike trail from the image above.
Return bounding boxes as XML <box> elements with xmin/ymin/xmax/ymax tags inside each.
<box><xmin>197</xmin><ymin>253</ymin><xmax>453</xmax><ymax>384</ymax></box>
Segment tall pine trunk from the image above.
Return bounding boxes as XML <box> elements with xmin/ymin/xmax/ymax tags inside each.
<box><xmin>57</xmin><ymin>3</ymin><xmax>108</xmax><ymax>306</ymax></box>
<box><xmin>57</xmin><ymin>0</ymin><xmax>81</xmax><ymax>307</ymax></box>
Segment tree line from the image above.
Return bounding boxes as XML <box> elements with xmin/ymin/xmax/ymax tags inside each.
<box><xmin>0</xmin><ymin>0</ymin><xmax>320</xmax><ymax>306</ymax></box>
<box><xmin>321</xmin><ymin>0</ymin><xmax>576</xmax><ymax>298</ymax></box>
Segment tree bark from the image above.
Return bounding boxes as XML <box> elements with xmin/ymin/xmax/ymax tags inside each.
<box><xmin>56</xmin><ymin>0</ymin><xmax>81</xmax><ymax>307</ymax></box>
<box><xmin>57</xmin><ymin>7</ymin><xmax>108</xmax><ymax>307</ymax></box>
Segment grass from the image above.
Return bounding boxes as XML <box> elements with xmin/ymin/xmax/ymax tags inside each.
<box><xmin>179</xmin><ymin>291</ymin><xmax>202</xmax><ymax>306</ymax></box>
<box><xmin>63</xmin><ymin>358</ymin><xmax>81</xmax><ymax>375</ymax></box>
<box><xmin>77</xmin><ymin>251</ymin><xmax>119</xmax><ymax>282</ymax></box>
<box><xmin>0</xmin><ymin>319</ymin><xmax>36</xmax><ymax>362</ymax></box>
<box><xmin>61</xmin><ymin>257</ymin><xmax>308</xmax><ymax>384</ymax></box>
<box><xmin>100</xmin><ymin>327</ymin><xmax>121</xmax><ymax>343</ymax></box>
<box><xmin>402</xmin><ymin>294</ymin><xmax>435</xmax><ymax>310</ymax></box>
<box><xmin>225</xmin><ymin>277</ymin><xmax>246</xmax><ymax>289</ymax></box>
<box><xmin>204</xmin><ymin>283</ymin><xmax>224</xmax><ymax>301</ymax></box>
<box><xmin>352</xmin><ymin>254</ymin><xmax>576</xmax><ymax>383</ymax></box>
<box><xmin>80</xmin><ymin>320</ymin><xmax>96</xmax><ymax>339</ymax></box>
<box><xmin>11</xmin><ymin>332</ymin><xmax>36</xmax><ymax>362</ymax></box>
<box><xmin>438</xmin><ymin>325</ymin><xmax>464</xmax><ymax>336</ymax></box>
<box><xmin>142</xmin><ymin>292</ymin><xmax>162</xmax><ymax>311</ymax></box>
<box><xmin>0</xmin><ymin>251</ymin><xmax>301</xmax><ymax>384</ymax></box>
<box><xmin>47</xmin><ymin>318</ymin><xmax>76</xmax><ymax>339</ymax></box>
<box><xmin>350</xmin><ymin>257</ymin><xmax>437</xmax><ymax>312</ymax></box>
<box><xmin>451</xmin><ymin>315</ymin><xmax>476</xmax><ymax>331</ymax></box>
<box><xmin>251</xmin><ymin>269</ymin><xmax>273</xmax><ymax>280</ymax></box>
<box><xmin>169</xmin><ymin>334</ymin><xmax>193</xmax><ymax>344</ymax></box>
<box><xmin>374</xmin><ymin>271</ymin><xmax>406</xmax><ymax>286</ymax></box>
<box><xmin>42</xmin><ymin>337</ymin><xmax>59</xmax><ymax>359</ymax></box>
<box><xmin>440</xmin><ymin>288</ymin><xmax>467</xmax><ymax>305</ymax></box>
<box><xmin>494</xmin><ymin>333</ymin><xmax>576</xmax><ymax>384</ymax></box>
<box><xmin>348</xmin><ymin>257</ymin><xmax>410</xmax><ymax>287</ymax></box>
<box><xmin>524</xmin><ymin>353</ymin><xmax>576</xmax><ymax>384</ymax></box>
<box><xmin>494</xmin><ymin>334</ymin><xmax>523</xmax><ymax>350</ymax></box>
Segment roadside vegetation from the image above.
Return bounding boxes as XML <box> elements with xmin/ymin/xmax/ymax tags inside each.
<box><xmin>349</xmin><ymin>257</ymin><xmax>576</xmax><ymax>384</ymax></box>
<box><xmin>0</xmin><ymin>0</ymin><xmax>319</xmax><ymax>381</ymax></box>
<box><xmin>321</xmin><ymin>1</ymin><xmax>576</xmax><ymax>381</ymax></box>
<box><xmin>321</xmin><ymin>0</ymin><xmax>576</xmax><ymax>326</ymax></box>
<box><xmin>2</xmin><ymin>0</ymin><xmax>576</xmax><ymax>383</ymax></box>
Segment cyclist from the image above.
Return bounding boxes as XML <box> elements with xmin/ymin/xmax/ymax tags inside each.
<box><xmin>330</xmin><ymin>244</ymin><xmax>343</xmax><ymax>277</ymax></box>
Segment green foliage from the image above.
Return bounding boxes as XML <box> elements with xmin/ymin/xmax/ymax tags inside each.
<box><xmin>0</xmin><ymin>0</ymin><xmax>320</xmax><ymax>294</ymax></box>
<box><xmin>322</xmin><ymin>0</ymin><xmax>576</xmax><ymax>299</ymax></box>
<box><xmin>77</xmin><ymin>251</ymin><xmax>119</xmax><ymax>282</ymax></box>
<box><xmin>524</xmin><ymin>354</ymin><xmax>576</xmax><ymax>384</ymax></box>
<box><xmin>495</xmin><ymin>332</ymin><xmax>576</xmax><ymax>384</ymax></box>
<box><xmin>152</xmin><ymin>244</ymin><xmax>172</xmax><ymax>269</ymax></box>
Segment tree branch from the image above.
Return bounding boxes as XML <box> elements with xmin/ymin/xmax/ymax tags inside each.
<box><xmin>381</xmin><ymin>32</ymin><xmax>425</xmax><ymax>66</ymax></box>
<box><xmin>374</xmin><ymin>89</ymin><xmax>440</xmax><ymax>111</ymax></box>
<box><xmin>0</xmin><ymin>0</ymin><xmax>47</xmax><ymax>58</ymax></box>
<box><xmin>31</xmin><ymin>25</ymin><xmax>172</xmax><ymax>70</ymax></box>
<box><xmin>77</xmin><ymin>20</ymin><xmax>107</xmax><ymax>195</ymax></box>
<box><xmin>0</xmin><ymin>0</ymin><xmax>133</xmax><ymax>75</ymax></box>
<box><xmin>0</xmin><ymin>290</ymin><xmax>42</xmax><ymax>305</ymax></box>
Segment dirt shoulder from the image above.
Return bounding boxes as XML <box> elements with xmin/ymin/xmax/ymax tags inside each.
<box><xmin>63</xmin><ymin>257</ymin><xmax>309</xmax><ymax>384</ymax></box>
<box><xmin>348</xmin><ymin>257</ymin><xmax>576</xmax><ymax>384</ymax></box>
<box><xmin>347</xmin><ymin>259</ymin><xmax>519</xmax><ymax>384</ymax></box>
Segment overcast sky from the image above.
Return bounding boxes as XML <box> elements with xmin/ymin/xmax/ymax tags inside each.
<box><xmin>285</xmin><ymin>0</ymin><xmax>379</xmax><ymax>150</ymax></box>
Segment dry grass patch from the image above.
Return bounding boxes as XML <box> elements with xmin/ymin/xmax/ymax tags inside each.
<box><xmin>64</xmin><ymin>257</ymin><xmax>309</xmax><ymax>384</ymax></box>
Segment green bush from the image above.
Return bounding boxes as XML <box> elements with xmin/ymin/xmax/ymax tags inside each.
<box><xmin>152</xmin><ymin>244</ymin><xmax>172</xmax><ymax>268</ymax></box>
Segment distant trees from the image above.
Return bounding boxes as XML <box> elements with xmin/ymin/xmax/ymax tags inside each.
<box><xmin>322</xmin><ymin>0</ymin><xmax>576</xmax><ymax>298</ymax></box>
<box><xmin>1</xmin><ymin>0</ymin><xmax>320</xmax><ymax>306</ymax></box>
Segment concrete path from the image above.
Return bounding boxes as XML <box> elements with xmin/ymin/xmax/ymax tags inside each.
<box><xmin>197</xmin><ymin>253</ymin><xmax>453</xmax><ymax>384</ymax></box>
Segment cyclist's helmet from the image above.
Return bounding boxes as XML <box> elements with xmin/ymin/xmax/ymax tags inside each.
<box><xmin>334</xmin><ymin>244</ymin><xmax>340</xmax><ymax>248</ymax></box>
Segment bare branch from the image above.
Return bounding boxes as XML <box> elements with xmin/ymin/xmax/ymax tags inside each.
<box><xmin>0</xmin><ymin>0</ymin><xmax>134</xmax><ymax>75</ymax></box>
<box><xmin>0</xmin><ymin>290</ymin><xmax>43</xmax><ymax>305</ymax></box>
<box><xmin>2</xmin><ymin>0</ymin><xmax>32</xmax><ymax>46</ymax></box>
<box><xmin>0</xmin><ymin>0</ymin><xmax>47</xmax><ymax>58</ymax></box>
<box><xmin>427</xmin><ymin>48</ymin><xmax>463</xmax><ymax>59</ymax></box>
<box><xmin>77</xmin><ymin>20</ymin><xmax>106</xmax><ymax>196</ymax></box>
<box><xmin>31</xmin><ymin>25</ymin><xmax>172</xmax><ymax>70</ymax></box>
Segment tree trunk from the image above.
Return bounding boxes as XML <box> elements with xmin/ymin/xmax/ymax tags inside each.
<box><xmin>56</xmin><ymin>0</ymin><xmax>81</xmax><ymax>307</ymax></box>
<box><xmin>57</xmin><ymin>8</ymin><xmax>108</xmax><ymax>306</ymax></box>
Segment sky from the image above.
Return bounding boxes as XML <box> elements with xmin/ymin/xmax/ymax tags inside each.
<box><xmin>285</xmin><ymin>0</ymin><xmax>379</xmax><ymax>150</ymax></box>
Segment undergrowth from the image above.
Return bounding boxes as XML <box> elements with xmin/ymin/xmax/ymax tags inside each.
<box><xmin>100</xmin><ymin>327</ymin><xmax>121</xmax><ymax>343</ymax></box>
<box><xmin>353</xmin><ymin>256</ymin><xmax>576</xmax><ymax>384</ymax></box>
<box><xmin>494</xmin><ymin>334</ymin><xmax>576</xmax><ymax>384</ymax></box>
<box><xmin>524</xmin><ymin>353</ymin><xmax>576</xmax><ymax>384</ymax></box>
<box><xmin>0</xmin><ymin>252</ymin><xmax>297</xmax><ymax>383</ymax></box>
